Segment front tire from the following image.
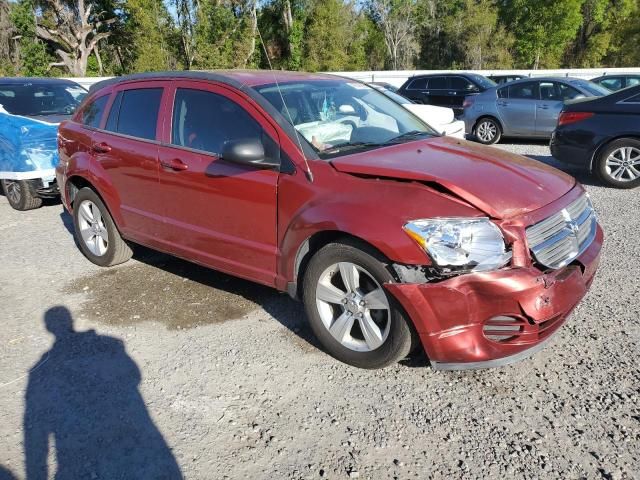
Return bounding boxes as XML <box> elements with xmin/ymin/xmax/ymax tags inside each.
<box><xmin>72</xmin><ymin>187</ymin><xmax>132</xmax><ymax>267</ymax></box>
<box><xmin>0</xmin><ymin>179</ymin><xmax>43</xmax><ymax>211</ymax></box>
<box><xmin>474</xmin><ymin>117</ymin><xmax>501</xmax><ymax>145</ymax></box>
<box><xmin>302</xmin><ymin>240</ymin><xmax>414</xmax><ymax>369</ymax></box>
<box><xmin>595</xmin><ymin>138</ymin><xmax>640</xmax><ymax>189</ymax></box>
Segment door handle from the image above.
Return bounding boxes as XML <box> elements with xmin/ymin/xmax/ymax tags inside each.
<box><xmin>92</xmin><ymin>142</ymin><xmax>111</xmax><ymax>154</ymax></box>
<box><xmin>497</xmin><ymin>102</ymin><xmax>509</xmax><ymax>107</ymax></box>
<box><xmin>537</xmin><ymin>105</ymin><xmax>549</xmax><ymax>110</ymax></box>
<box><xmin>161</xmin><ymin>158</ymin><xmax>189</xmax><ymax>171</ymax></box>
<box><xmin>448</xmin><ymin>91</ymin><xmax>456</xmax><ymax>95</ymax></box>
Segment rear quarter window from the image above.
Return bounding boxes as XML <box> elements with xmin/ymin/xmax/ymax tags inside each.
<box><xmin>79</xmin><ymin>95</ymin><xmax>109</xmax><ymax>128</ymax></box>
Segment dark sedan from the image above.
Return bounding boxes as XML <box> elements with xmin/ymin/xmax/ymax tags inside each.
<box><xmin>397</xmin><ymin>73</ymin><xmax>496</xmax><ymax>114</ymax></box>
<box><xmin>591</xmin><ymin>74</ymin><xmax>640</xmax><ymax>92</ymax></box>
<box><xmin>550</xmin><ymin>85</ymin><xmax>640</xmax><ymax>188</ymax></box>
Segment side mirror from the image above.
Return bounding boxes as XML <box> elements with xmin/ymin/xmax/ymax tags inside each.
<box><xmin>338</xmin><ymin>104</ymin><xmax>356</xmax><ymax>115</ymax></box>
<box><xmin>221</xmin><ymin>138</ymin><xmax>279</xmax><ymax>169</ymax></box>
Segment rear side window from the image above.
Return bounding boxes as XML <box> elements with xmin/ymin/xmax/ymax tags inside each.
<box><xmin>171</xmin><ymin>88</ymin><xmax>263</xmax><ymax>156</ymax></box>
<box><xmin>508</xmin><ymin>82</ymin><xmax>537</xmax><ymax>100</ymax></box>
<box><xmin>429</xmin><ymin>76</ymin><xmax>448</xmax><ymax>89</ymax></box>
<box><xmin>108</xmin><ymin>88</ymin><xmax>163</xmax><ymax>140</ymax></box>
<box><xmin>407</xmin><ymin>78</ymin><xmax>427</xmax><ymax>90</ymax></box>
<box><xmin>628</xmin><ymin>78</ymin><xmax>640</xmax><ymax>87</ymax></box>
<box><xmin>80</xmin><ymin>95</ymin><xmax>109</xmax><ymax>128</ymax></box>
<box><xmin>598</xmin><ymin>77</ymin><xmax>622</xmax><ymax>90</ymax></box>
<box><xmin>497</xmin><ymin>87</ymin><xmax>508</xmax><ymax>98</ymax></box>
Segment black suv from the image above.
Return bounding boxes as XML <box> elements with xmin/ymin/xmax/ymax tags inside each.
<box><xmin>397</xmin><ymin>73</ymin><xmax>496</xmax><ymax>114</ymax></box>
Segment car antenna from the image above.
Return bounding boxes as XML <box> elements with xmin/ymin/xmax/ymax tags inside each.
<box><xmin>256</xmin><ymin>25</ymin><xmax>314</xmax><ymax>182</ymax></box>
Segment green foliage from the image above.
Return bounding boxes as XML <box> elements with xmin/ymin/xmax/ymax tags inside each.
<box><xmin>1</xmin><ymin>0</ymin><xmax>639</xmax><ymax>76</ymax></box>
<box><xmin>501</xmin><ymin>0</ymin><xmax>585</xmax><ymax>68</ymax></box>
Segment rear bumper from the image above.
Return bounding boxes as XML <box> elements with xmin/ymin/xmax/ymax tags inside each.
<box><xmin>385</xmin><ymin>225</ymin><xmax>603</xmax><ymax>369</ymax></box>
<box><xmin>549</xmin><ymin>131</ymin><xmax>594</xmax><ymax>169</ymax></box>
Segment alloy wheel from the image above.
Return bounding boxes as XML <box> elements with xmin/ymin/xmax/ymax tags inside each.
<box><xmin>315</xmin><ymin>262</ymin><xmax>391</xmax><ymax>352</ymax></box>
<box><xmin>77</xmin><ymin>200</ymin><xmax>109</xmax><ymax>256</ymax></box>
<box><xmin>4</xmin><ymin>180</ymin><xmax>21</xmax><ymax>205</ymax></box>
<box><xmin>477</xmin><ymin>120</ymin><xmax>497</xmax><ymax>143</ymax></box>
<box><xmin>605</xmin><ymin>146</ymin><xmax>640</xmax><ymax>182</ymax></box>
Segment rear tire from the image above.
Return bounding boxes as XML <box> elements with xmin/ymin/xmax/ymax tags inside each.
<box><xmin>0</xmin><ymin>179</ymin><xmax>43</xmax><ymax>211</ymax></box>
<box><xmin>302</xmin><ymin>240</ymin><xmax>414</xmax><ymax>369</ymax></box>
<box><xmin>474</xmin><ymin>117</ymin><xmax>501</xmax><ymax>145</ymax></box>
<box><xmin>595</xmin><ymin>138</ymin><xmax>640</xmax><ymax>189</ymax></box>
<box><xmin>72</xmin><ymin>187</ymin><xmax>132</xmax><ymax>267</ymax></box>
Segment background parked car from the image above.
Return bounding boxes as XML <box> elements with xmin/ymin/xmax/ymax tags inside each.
<box><xmin>462</xmin><ymin>77</ymin><xmax>610</xmax><ymax>144</ymax></box>
<box><xmin>397</xmin><ymin>73</ymin><xmax>496</xmax><ymax>115</ymax></box>
<box><xmin>591</xmin><ymin>74</ymin><xmax>640</xmax><ymax>92</ymax></box>
<box><xmin>551</xmin><ymin>85</ymin><xmax>640</xmax><ymax>188</ymax></box>
<box><xmin>0</xmin><ymin>77</ymin><xmax>86</xmax><ymax>210</ymax></box>
<box><xmin>369</xmin><ymin>83</ymin><xmax>465</xmax><ymax>138</ymax></box>
<box><xmin>487</xmin><ymin>74</ymin><xmax>527</xmax><ymax>84</ymax></box>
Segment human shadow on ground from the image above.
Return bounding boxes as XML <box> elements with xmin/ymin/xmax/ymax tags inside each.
<box><xmin>23</xmin><ymin>306</ymin><xmax>182</xmax><ymax>480</ymax></box>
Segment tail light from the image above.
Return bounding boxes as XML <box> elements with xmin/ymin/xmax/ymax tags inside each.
<box><xmin>558</xmin><ymin>111</ymin><xmax>594</xmax><ymax>126</ymax></box>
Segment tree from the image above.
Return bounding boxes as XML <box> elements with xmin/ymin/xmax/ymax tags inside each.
<box><xmin>302</xmin><ymin>0</ymin><xmax>350</xmax><ymax>71</ymax></box>
<box><xmin>566</xmin><ymin>0</ymin><xmax>635</xmax><ymax>67</ymax></box>
<box><xmin>501</xmin><ymin>0</ymin><xmax>585</xmax><ymax>69</ymax></box>
<box><xmin>33</xmin><ymin>0</ymin><xmax>117</xmax><ymax>76</ymax></box>
<box><xmin>368</xmin><ymin>0</ymin><xmax>418</xmax><ymax>69</ymax></box>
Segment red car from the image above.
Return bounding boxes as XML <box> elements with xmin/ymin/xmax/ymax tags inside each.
<box><xmin>56</xmin><ymin>71</ymin><xmax>603</xmax><ymax>370</ymax></box>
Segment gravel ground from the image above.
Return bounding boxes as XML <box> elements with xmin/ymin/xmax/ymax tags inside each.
<box><xmin>0</xmin><ymin>141</ymin><xmax>638</xmax><ymax>480</ymax></box>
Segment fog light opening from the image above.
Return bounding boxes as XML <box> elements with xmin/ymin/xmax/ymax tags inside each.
<box><xmin>483</xmin><ymin>315</ymin><xmax>525</xmax><ymax>342</ymax></box>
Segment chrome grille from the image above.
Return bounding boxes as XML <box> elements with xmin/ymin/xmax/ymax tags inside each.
<box><xmin>526</xmin><ymin>194</ymin><xmax>597</xmax><ymax>269</ymax></box>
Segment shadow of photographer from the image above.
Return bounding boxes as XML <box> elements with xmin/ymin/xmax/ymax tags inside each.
<box><xmin>24</xmin><ymin>306</ymin><xmax>182</xmax><ymax>479</ymax></box>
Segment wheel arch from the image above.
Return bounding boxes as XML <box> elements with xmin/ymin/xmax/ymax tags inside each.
<box><xmin>66</xmin><ymin>174</ymin><xmax>124</xmax><ymax>230</ymax></box>
<box><xmin>589</xmin><ymin>134</ymin><xmax>640</xmax><ymax>172</ymax></box>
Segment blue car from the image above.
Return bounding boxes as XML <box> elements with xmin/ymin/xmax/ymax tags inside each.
<box><xmin>461</xmin><ymin>77</ymin><xmax>610</xmax><ymax>145</ymax></box>
<box><xmin>0</xmin><ymin>77</ymin><xmax>86</xmax><ymax>210</ymax></box>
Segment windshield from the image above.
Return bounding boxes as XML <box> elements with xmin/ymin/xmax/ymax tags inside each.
<box><xmin>468</xmin><ymin>74</ymin><xmax>497</xmax><ymax>89</ymax></box>
<box><xmin>380</xmin><ymin>89</ymin><xmax>413</xmax><ymax>105</ymax></box>
<box><xmin>0</xmin><ymin>83</ymin><xmax>87</xmax><ymax>116</ymax></box>
<box><xmin>255</xmin><ymin>79</ymin><xmax>437</xmax><ymax>159</ymax></box>
<box><xmin>570</xmin><ymin>80</ymin><xmax>610</xmax><ymax>97</ymax></box>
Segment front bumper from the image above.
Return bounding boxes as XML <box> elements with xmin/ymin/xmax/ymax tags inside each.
<box><xmin>385</xmin><ymin>225</ymin><xmax>603</xmax><ymax>370</ymax></box>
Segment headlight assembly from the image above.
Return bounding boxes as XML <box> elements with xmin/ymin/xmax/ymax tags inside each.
<box><xmin>403</xmin><ymin>218</ymin><xmax>512</xmax><ymax>273</ymax></box>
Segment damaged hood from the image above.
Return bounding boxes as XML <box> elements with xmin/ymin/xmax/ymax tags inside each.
<box><xmin>330</xmin><ymin>136</ymin><xmax>575</xmax><ymax>219</ymax></box>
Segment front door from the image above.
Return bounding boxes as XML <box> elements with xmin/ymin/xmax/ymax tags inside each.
<box><xmin>90</xmin><ymin>83</ymin><xmax>165</xmax><ymax>241</ymax></box>
<box><xmin>156</xmin><ymin>82</ymin><xmax>280</xmax><ymax>286</ymax></box>
<box><xmin>535</xmin><ymin>81</ymin><xmax>576</xmax><ymax>137</ymax></box>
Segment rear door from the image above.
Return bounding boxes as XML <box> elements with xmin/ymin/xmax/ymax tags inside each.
<box><xmin>426</xmin><ymin>76</ymin><xmax>450</xmax><ymax>108</ymax></box>
<box><xmin>497</xmin><ymin>81</ymin><xmax>538</xmax><ymax>135</ymax></box>
<box><xmin>156</xmin><ymin>81</ymin><xmax>280</xmax><ymax>285</ymax></box>
<box><xmin>90</xmin><ymin>82</ymin><xmax>165</xmax><ymax>241</ymax></box>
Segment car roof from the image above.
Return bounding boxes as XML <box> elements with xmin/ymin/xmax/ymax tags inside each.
<box><xmin>407</xmin><ymin>73</ymin><xmax>480</xmax><ymax>79</ymax></box>
<box><xmin>0</xmin><ymin>77</ymin><xmax>81</xmax><ymax>86</ymax></box>
<box><xmin>496</xmin><ymin>76</ymin><xmax>590</xmax><ymax>86</ymax></box>
<box><xmin>90</xmin><ymin>70</ymin><xmax>338</xmax><ymax>93</ymax></box>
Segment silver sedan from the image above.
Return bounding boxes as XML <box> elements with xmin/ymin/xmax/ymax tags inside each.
<box><xmin>461</xmin><ymin>77</ymin><xmax>609</xmax><ymax>144</ymax></box>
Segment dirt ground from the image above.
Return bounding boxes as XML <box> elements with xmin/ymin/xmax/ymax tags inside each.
<box><xmin>0</xmin><ymin>142</ymin><xmax>638</xmax><ymax>479</ymax></box>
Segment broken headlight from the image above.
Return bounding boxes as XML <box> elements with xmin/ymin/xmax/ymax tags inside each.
<box><xmin>403</xmin><ymin>218</ymin><xmax>512</xmax><ymax>273</ymax></box>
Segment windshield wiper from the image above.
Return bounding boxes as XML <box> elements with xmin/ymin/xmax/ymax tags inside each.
<box><xmin>381</xmin><ymin>130</ymin><xmax>430</xmax><ymax>145</ymax></box>
<box><xmin>321</xmin><ymin>141</ymin><xmax>380</xmax><ymax>155</ymax></box>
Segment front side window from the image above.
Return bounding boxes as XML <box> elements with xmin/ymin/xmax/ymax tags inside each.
<box><xmin>508</xmin><ymin>82</ymin><xmax>537</xmax><ymax>100</ymax></box>
<box><xmin>171</xmin><ymin>88</ymin><xmax>265</xmax><ymax>157</ymax></box>
<box><xmin>539</xmin><ymin>82</ymin><xmax>561</xmax><ymax>101</ymax></box>
<box><xmin>627</xmin><ymin>77</ymin><xmax>640</xmax><ymax>87</ymax></box>
<box><xmin>557</xmin><ymin>83</ymin><xmax>583</xmax><ymax>101</ymax></box>
<box><xmin>450</xmin><ymin>77</ymin><xmax>474</xmax><ymax>90</ymax></box>
<box><xmin>255</xmin><ymin>79</ymin><xmax>436</xmax><ymax>159</ymax></box>
<box><xmin>110</xmin><ymin>88</ymin><xmax>163</xmax><ymax>140</ymax></box>
<box><xmin>0</xmin><ymin>82</ymin><xmax>86</xmax><ymax>117</ymax></box>
<box><xmin>80</xmin><ymin>95</ymin><xmax>109</xmax><ymax>128</ymax></box>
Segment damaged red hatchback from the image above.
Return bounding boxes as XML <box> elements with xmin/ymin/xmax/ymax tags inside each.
<box><xmin>56</xmin><ymin>71</ymin><xmax>603</xmax><ymax>369</ymax></box>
